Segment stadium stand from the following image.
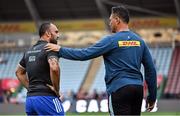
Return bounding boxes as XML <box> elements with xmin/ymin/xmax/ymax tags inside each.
<box><xmin>149</xmin><ymin>47</ymin><xmax>173</xmax><ymax>77</ymax></box>
<box><xmin>136</xmin><ymin>28</ymin><xmax>174</xmax><ymax>44</ymax></box>
<box><xmin>59</xmin><ymin>58</ymin><xmax>91</xmax><ymax>93</ymax></box>
<box><xmin>164</xmin><ymin>46</ymin><xmax>180</xmax><ymax>98</ymax></box>
<box><xmin>176</xmin><ymin>32</ymin><xmax>180</xmax><ymax>41</ymax></box>
<box><xmin>79</xmin><ymin>57</ymin><xmax>102</xmax><ymax>92</ymax></box>
<box><xmin>90</xmin><ymin>60</ymin><xmax>106</xmax><ymax>93</ymax></box>
<box><xmin>58</xmin><ymin>29</ymin><xmax>177</xmax><ymax>47</ymax></box>
<box><xmin>58</xmin><ymin>31</ymin><xmax>106</xmax><ymax>47</ymax></box>
<box><xmin>0</xmin><ymin>51</ymin><xmax>23</xmax><ymax>79</ymax></box>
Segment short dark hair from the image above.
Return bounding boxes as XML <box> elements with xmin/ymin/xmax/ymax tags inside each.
<box><xmin>39</xmin><ymin>22</ymin><xmax>51</xmax><ymax>37</ymax></box>
<box><xmin>111</xmin><ymin>6</ymin><xmax>130</xmax><ymax>24</ymax></box>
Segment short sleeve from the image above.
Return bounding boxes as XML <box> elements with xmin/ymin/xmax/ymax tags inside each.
<box><xmin>47</xmin><ymin>51</ymin><xmax>59</xmax><ymax>61</ymax></box>
<box><xmin>19</xmin><ymin>53</ymin><xmax>26</xmax><ymax>69</ymax></box>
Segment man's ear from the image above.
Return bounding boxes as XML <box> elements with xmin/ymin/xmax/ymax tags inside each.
<box><xmin>46</xmin><ymin>31</ymin><xmax>51</xmax><ymax>37</ymax></box>
<box><xmin>116</xmin><ymin>17</ymin><xmax>121</xmax><ymax>24</ymax></box>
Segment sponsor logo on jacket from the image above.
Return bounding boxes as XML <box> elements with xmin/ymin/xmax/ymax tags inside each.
<box><xmin>118</xmin><ymin>41</ymin><xmax>140</xmax><ymax>47</ymax></box>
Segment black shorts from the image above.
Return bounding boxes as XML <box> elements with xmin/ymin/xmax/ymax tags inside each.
<box><xmin>108</xmin><ymin>85</ymin><xmax>143</xmax><ymax>115</ymax></box>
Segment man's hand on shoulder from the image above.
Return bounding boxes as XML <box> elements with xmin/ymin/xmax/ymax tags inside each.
<box><xmin>45</xmin><ymin>43</ymin><xmax>61</xmax><ymax>52</ymax></box>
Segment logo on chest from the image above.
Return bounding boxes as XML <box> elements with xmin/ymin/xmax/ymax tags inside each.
<box><xmin>28</xmin><ymin>56</ymin><xmax>36</xmax><ymax>62</ymax></box>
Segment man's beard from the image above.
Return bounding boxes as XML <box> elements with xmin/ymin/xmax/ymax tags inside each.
<box><xmin>50</xmin><ymin>38</ymin><xmax>58</xmax><ymax>44</ymax></box>
<box><xmin>111</xmin><ymin>29</ymin><xmax>116</xmax><ymax>33</ymax></box>
<box><xmin>111</xmin><ymin>26</ymin><xmax>116</xmax><ymax>33</ymax></box>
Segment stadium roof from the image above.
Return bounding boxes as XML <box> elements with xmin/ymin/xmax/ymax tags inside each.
<box><xmin>0</xmin><ymin>0</ymin><xmax>177</xmax><ymax>22</ymax></box>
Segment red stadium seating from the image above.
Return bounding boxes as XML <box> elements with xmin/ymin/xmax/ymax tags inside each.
<box><xmin>164</xmin><ymin>47</ymin><xmax>180</xmax><ymax>98</ymax></box>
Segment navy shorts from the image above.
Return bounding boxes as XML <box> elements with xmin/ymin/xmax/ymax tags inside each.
<box><xmin>26</xmin><ymin>96</ymin><xmax>64</xmax><ymax>115</ymax></box>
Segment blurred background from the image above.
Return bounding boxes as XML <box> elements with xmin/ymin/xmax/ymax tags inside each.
<box><xmin>0</xmin><ymin>0</ymin><xmax>180</xmax><ymax>115</ymax></box>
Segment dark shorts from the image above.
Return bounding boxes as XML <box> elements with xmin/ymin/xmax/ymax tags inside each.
<box><xmin>108</xmin><ymin>85</ymin><xmax>143</xmax><ymax>115</ymax></box>
<box><xmin>26</xmin><ymin>96</ymin><xmax>64</xmax><ymax>115</ymax></box>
